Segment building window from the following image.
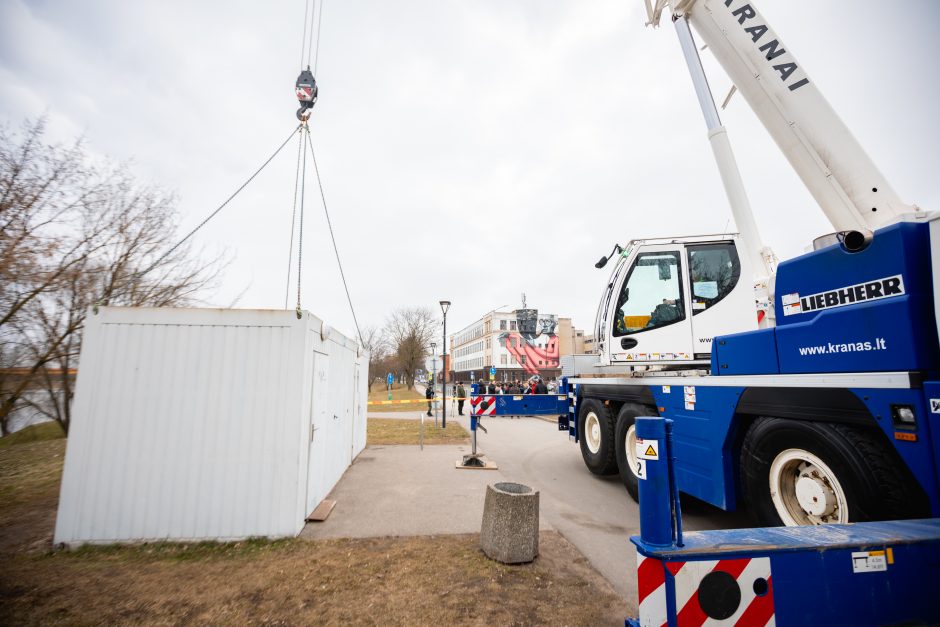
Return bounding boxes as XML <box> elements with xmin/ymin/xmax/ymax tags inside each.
<box><xmin>500</xmin><ymin>320</ymin><xmax>507</xmax><ymax>330</ymax></box>
<box><xmin>510</xmin><ymin>321</ymin><xmax>517</xmax><ymax>330</ymax></box>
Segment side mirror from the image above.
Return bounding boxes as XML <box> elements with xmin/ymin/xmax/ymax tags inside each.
<box><xmin>595</xmin><ymin>243</ymin><xmax>623</xmax><ymax>269</ymax></box>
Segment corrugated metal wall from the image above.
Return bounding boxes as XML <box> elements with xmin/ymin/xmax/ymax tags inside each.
<box><xmin>54</xmin><ymin>307</ymin><xmax>366</xmax><ymax>544</ymax></box>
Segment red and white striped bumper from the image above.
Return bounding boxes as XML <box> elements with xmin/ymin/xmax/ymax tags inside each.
<box><xmin>637</xmin><ymin>553</ymin><xmax>774</xmax><ymax>626</ymax></box>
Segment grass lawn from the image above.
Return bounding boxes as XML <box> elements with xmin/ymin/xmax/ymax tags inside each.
<box><xmin>368</xmin><ymin>418</ymin><xmax>469</xmax><ymax>445</ymax></box>
<box><xmin>0</xmin><ymin>426</ymin><xmax>626</xmax><ymax>625</ymax></box>
<box><xmin>367</xmin><ymin>382</ymin><xmax>428</xmax><ymax>412</ymax></box>
<box><xmin>0</xmin><ymin>421</ymin><xmax>65</xmax><ymax>449</ymax></box>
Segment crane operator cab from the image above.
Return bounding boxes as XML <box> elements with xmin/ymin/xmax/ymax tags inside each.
<box><xmin>595</xmin><ymin>234</ymin><xmax>759</xmax><ymax>367</ymax></box>
<box><xmin>295</xmin><ymin>67</ymin><xmax>318</xmax><ymax>121</ymax></box>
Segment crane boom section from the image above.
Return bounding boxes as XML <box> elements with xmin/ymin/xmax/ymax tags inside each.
<box><xmin>674</xmin><ymin>0</ymin><xmax>919</xmax><ymax>232</ymax></box>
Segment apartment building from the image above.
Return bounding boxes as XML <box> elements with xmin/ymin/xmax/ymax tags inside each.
<box><xmin>449</xmin><ymin>308</ymin><xmax>587</xmax><ymax>383</ymax></box>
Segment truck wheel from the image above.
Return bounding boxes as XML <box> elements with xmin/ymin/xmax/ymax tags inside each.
<box><xmin>578</xmin><ymin>399</ymin><xmax>617</xmax><ymax>475</ymax></box>
<box><xmin>614</xmin><ymin>403</ymin><xmax>653</xmax><ymax>502</ymax></box>
<box><xmin>740</xmin><ymin>417</ymin><xmax>915</xmax><ymax>527</ymax></box>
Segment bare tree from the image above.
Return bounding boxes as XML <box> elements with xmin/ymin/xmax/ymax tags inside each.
<box><xmin>383</xmin><ymin>307</ymin><xmax>435</xmax><ymax>390</ymax></box>
<box><xmin>360</xmin><ymin>325</ymin><xmax>389</xmax><ymax>392</ymax></box>
<box><xmin>0</xmin><ymin>119</ymin><xmax>222</xmax><ymax>435</ymax></box>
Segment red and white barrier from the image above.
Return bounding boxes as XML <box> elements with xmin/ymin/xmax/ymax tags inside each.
<box><xmin>637</xmin><ymin>554</ymin><xmax>774</xmax><ymax>626</ymax></box>
<box><xmin>470</xmin><ymin>395</ymin><xmax>496</xmax><ymax>416</ymax></box>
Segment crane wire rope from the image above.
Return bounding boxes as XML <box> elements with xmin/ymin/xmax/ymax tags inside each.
<box><xmin>313</xmin><ymin>0</ymin><xmax>325</xmax><ymax>75</ymax></box>
<box><xmin>284</xmin><ymin>127</ymin><xmax>305</xmax><ymax>309</ymax></box>
<box><xmin>295</xmin><ymin>126</ymin><xmax>309</xmax><ymax>316</ymax></box>
<box><xmin>304</xmin><ymin>131</ymin><xmax>363</xmax><ymax>345</ymax></box>
<box><xmin>135</xmin><ymin>124</ymin><xmax>301</xmax><ymax>284</ymax></box>
<box><xmin>307</xmin><ymin>0</ymin><xmax>318</xmax><ymax>68</ymax></box>
<box><xmin>298</xmin><ymin>0</ymin><xmax>310</xmax><ymax>70</ymax></box>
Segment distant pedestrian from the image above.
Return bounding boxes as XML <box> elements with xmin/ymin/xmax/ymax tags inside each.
<box><xmin>425</xmin><ymin>384</ymin><xmax>434</xmax><ymax>416</ymax></box>
<box><xmin>536</xmin><ymin>379</ymin><xmax>548</xmax><ymax>394</ymax></box>
<box><xmin>456</xmin><ymin>382</ymin><xmax>466</xmax><ymax>415</ymax></box>
<box><xmin>487</xmin><ymin>381</ymin><xmax>497</xmax><ymax>394</ymax></box>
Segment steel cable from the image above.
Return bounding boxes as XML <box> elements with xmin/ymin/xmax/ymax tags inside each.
<box><xmin>284</xmin><ymin>127</ymin><xmax>304</xmax><ymax>309</ymax></box>
<box><xmin>296</xmin><ymin>126</ymin><xmax>308</xmax><ymax>314</ymax></box>
<box><xmin>313</xmin><ymin>0</ymin><xmax>325</xmax><ymax>75</ymax></box>
<box><xmin>305</xmin><ymin>130</ymin><xmax>363</xmax><ymax>345</ymax></box>
<box><xmin>299</xmin><ymin>0</ymin><xmax>310</xmax><ymax>69</ymax></box>
<box><xmin>306</xmin><ymin>0</ymin><xmax>318</xmax><ymax>68</ymax></box>
<box><xmin>136</xmin><ymin>124</ymin><xmax>301</xmax><ymax>283</ymax></box>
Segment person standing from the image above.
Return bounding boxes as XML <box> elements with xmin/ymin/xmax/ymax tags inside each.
<box><xmin>425</xmin><ymin>384</ymin><xmax>434</xmax><ymax>416</ymax></box>
<box><xmin>535</xmin><ymin>378</ymin><xmax>548</xmax><ymax>394</ymax></box>
<box><xmin>456</xmin><ymin>381</ymin><xmax>466</xmax><ymax>415</ymax></box>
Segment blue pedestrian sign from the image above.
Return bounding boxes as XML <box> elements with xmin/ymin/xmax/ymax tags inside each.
<box><xmin>386</xmin><ymin>373</ymin><xmax>394</xmax><ymax>386</ymax></box>
<box><xmin>489</xmin><ymin>367</ymin><xmax>496</xmax><ymax>376</ymax></box>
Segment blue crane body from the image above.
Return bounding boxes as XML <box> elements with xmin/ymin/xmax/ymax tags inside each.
<box><xmin>558</xmin><ymin>0</ymin><xmax>940</xmax><ymax>528</ymax></box>
<box><xmin>561</xmin><ymin>220</ymin><xmax>940</xmax><ymax>525</ymax></box>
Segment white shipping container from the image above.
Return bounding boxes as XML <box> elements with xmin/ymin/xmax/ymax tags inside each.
<box><xmin>54</xmin><ymin>307</ymin><xmax>367</xmax><ymax>545</ymax></box>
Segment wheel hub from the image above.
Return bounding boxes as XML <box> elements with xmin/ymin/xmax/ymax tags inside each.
<box><xmin>794</xmin><ymin>473</ymin><xmax>836</xmax><ymax>517</ymax></box>
<box><xmin>626</xmin><ymin>424</ymin><xmax>640</xmax><ymax>477</ymax></box>
<box><xmin>585</xmin><ymin>413</ymin><xmax>601</xmax><ymax>454</ymax></box>
<box><xmin>769</xmin><ymin>448</ymin><xmax>848</xmax><ymax>526</ymax></box>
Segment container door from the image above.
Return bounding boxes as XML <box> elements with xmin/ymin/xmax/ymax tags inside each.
<box><xmin>305</xmin><ymin>351</ymin><xmax>330</xmax><ymax>516</ymax></box>
<box><xmin>607</xmin><ymin>245</ymin><xmax>696</xmax><ymax>364</ymax></box>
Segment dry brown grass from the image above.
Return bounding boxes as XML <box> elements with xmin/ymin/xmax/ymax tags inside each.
<box><xmin>367</xmin><ymin>418</ymin><xmax>469</xmax><ymax>445</ymax></box>
<box><xmin>2</xmin><ymin>532</ymin><xmax>625</xmax><ymax>626</ymax></box>
<box><xmin>0</xmin><ymin>437</ymin><xmax>627</xmax><ymax>626</ymax></box>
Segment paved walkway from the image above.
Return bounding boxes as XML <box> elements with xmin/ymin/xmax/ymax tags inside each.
<box><xmin>300</xmin><ymin>442</ymin><xmax>552</xmax><ymax>540</ymax></box>
<box><xmin>303</xmin><ymin>408</ymin><xmax>748</xmax><ymax>609</ymax></box>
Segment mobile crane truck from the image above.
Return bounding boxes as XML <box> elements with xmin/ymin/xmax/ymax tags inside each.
<box><xmin>561</xmin><ymin>0</ymin><xmax>939</xmax><ymax>527</ymax></box>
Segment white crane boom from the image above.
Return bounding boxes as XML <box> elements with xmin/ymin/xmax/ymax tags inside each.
<box><xmin>651</xmin><ymin>0</ymin><xmax>923</xmax><ymax>233</ymax></box>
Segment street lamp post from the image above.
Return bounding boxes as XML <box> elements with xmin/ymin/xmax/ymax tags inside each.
<box><xmin>430</xmin><ymin>341</ymin><xmax>437</xmax><ymax>420</ymax></box>
<box><xmin>439</xmin><ymin>300</ymin><xmax>451</xmax><ymax>429</ymax></box>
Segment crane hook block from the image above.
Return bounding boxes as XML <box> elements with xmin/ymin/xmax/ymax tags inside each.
<box><xmin>295</xmin><ymin>68</ymin><xmax>318</xmax><ymax>121</ymax></box>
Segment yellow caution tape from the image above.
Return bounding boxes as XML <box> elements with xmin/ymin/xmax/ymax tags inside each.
<box><xmin>367</xmin><ymin>397</ymin><xmax>470</xmax><ymax>406</ymax></box>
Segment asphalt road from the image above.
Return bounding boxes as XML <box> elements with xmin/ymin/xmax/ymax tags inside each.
<box><xmin>451</xmin><ymin>411</ymin><xmax>752</xmax><ymax>604</ymax></box>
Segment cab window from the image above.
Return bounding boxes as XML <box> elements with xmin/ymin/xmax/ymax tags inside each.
<box><xmin>612</xmin><ymin>251</ymin><xmax>685</xmax><ymax>336</ymax></box>
<box><xmin>687</xmin><ymin>243</ymin><xmax>740</xmax><ymax>315</ymax></box>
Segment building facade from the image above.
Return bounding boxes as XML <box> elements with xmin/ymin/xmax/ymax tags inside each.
<box><xmin>450</xmin><ymin>308</ymin><xmax>587</xmax><ymax>384</ymax></box>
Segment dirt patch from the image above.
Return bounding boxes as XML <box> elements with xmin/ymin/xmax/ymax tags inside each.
<box><xmin>1</xmin><ymin>438</ymin><xmax>626</xmax><ymax>625</ymax></box>
<box><xmin>368</xmin><ymin>418</ymin><xmax>469</xmax><ymax>445</ymax></box>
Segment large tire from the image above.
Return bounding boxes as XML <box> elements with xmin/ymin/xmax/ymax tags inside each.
<box><xmin>578</xmin><ymin>399</ymin><xmax>617</xmax><ymax>476</ymax></box>
<box><xmin>614</xmin><ymin>403</ymin><xmax>655</xmax><ymax>502</ymax></box>
<box><xmin>740</xmin><ymin>417</ymin><xmax>925</xmax><ymax>527</ymax></box>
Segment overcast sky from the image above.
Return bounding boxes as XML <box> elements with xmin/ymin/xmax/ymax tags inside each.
<box><xmin>2</xmin><ymin>0</ymin><xmax>938</xmax><ymax>343</ymax></box>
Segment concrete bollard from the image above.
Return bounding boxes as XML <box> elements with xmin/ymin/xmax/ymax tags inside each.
<box><xmin>480</xmin><ymin>482</ymin><xmax>539</xmax><ymax>564</ymax></box>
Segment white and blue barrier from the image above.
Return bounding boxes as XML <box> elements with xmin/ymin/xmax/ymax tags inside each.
<box><xmin>469</xmin><ymin>383</ymin><xmax>569</xmax><ymax>417</ymax></box>
<box><xmin>628</xmin><ymin>416</ymin><xmax>940</xmax><ymax>626</ymax></box>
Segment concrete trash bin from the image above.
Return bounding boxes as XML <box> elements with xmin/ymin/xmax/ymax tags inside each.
<box><xmin>480</xmin><ymin>482</ymin><xmax>539</xmax><ymax>564</ymax></box>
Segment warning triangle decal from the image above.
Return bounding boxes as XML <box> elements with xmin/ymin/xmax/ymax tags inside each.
<box><xmin>645</xmin><ymin>445</ymin><xmax>657</xmax><ymax>457</ymax></box>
